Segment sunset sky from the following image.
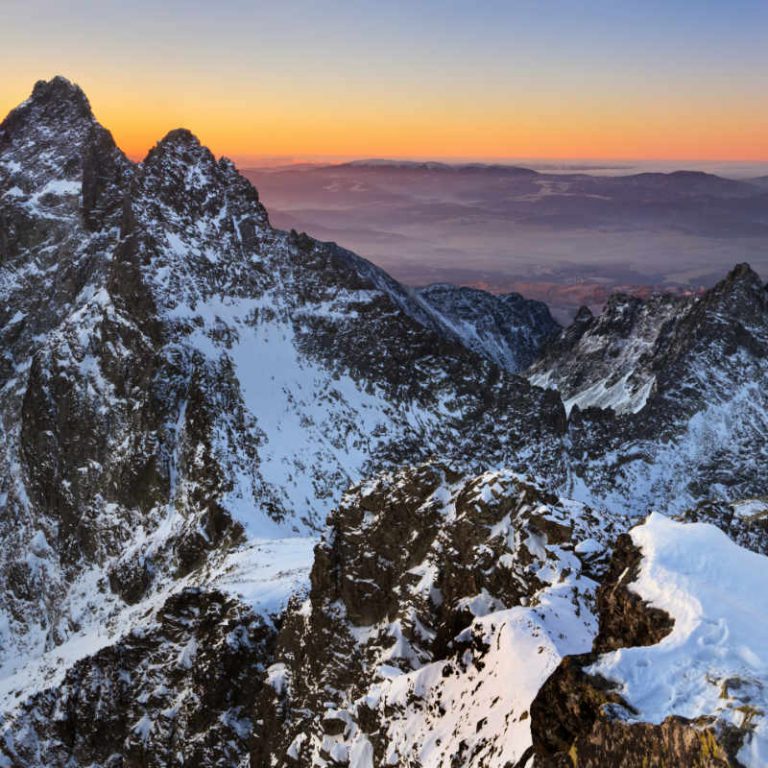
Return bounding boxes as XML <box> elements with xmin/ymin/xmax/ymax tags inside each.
<box><xmin>2</xmin><ymin>0</ymin><xmax>768</xmax><ymax>165</ymax></box>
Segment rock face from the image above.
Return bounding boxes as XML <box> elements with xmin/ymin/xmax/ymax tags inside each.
<box><xmin>0</xmin><ymin>76</ymin><xmax>566</xmax><ymax>688</ymax></box>
<box><xmin>528</xmin><ymin>515</ymin><xmax>768</xmax><ymax>767</ymax></box>
<box><xmin>2</xmin><ymin>77</ymin><xmax>768</xmax><ymax>768</ymax></box>
<box><xmin>1</xmin><ymin>588</ymin><xmax>274</xmax><ymax>767</ymax></box>
<box><xmin>528</xmin><ymin>264</ymin><xmax>768</xmax><ymax>514</ymax></box>
<box><xmin>527</xmin><ymin>293</ymin><xmax>690</xmax><ymax>416</ymax></box>
<box><xmin>417</xmin><ymin>283</ymin><xmax>561</xmax><ymax>373</ymax></box>
<box><xmin>251</xmin><ymin>464</ymin><xmax>621</xmax><ymax>767</ymax></box>
<box><xmin>529</xmin><ymin>264</ymin><xmax>767</xmax><ymax>421</ymax></box>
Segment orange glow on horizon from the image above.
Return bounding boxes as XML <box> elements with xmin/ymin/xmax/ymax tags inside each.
<box><xmin>2</xmin><ymin>75</ymin><xmax>768</xmax><ymax>168</ymax></box>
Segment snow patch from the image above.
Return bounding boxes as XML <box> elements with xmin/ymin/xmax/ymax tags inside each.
<box><xmin>590</xmin><ymin>513</ymin><xmax>768</xmax><ymax>766</ymax></box>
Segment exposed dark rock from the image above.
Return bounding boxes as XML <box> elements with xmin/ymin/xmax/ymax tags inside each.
<box><xmin>251</xmin><ymin>464</ymin><xmax>615</xmax><ymax>766</ymax></box>
<box><xmin>527</xmin><ymin>533</ymin><xmax>744</xmax><ymax>768</ymax></box>
<box><xmin>0</xmin><ymin>589</ymin><xmax>274</xmax><ymax>768</ymax></box>
<box><xmin>417</xmin><ymin>283</ymin><xmax>561</xmax><ymax>372</ymax></box>
<box><xmin>680</xmin><ymin>498</ymin><xmax>768</xmax><ymax>555</ymax></box>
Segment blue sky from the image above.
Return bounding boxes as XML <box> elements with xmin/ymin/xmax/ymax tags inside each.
<box><xmin>2</xmin><ymin>1</ymin><xmax>767</xmax><ymax>161</ymax></box>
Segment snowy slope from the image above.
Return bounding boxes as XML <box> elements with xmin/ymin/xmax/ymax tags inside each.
<box><xmin>527</xmin><ymin>292</ymin><xmax>689</xmax><ymax>415</ymax></box>
<box><xmin>370</xmin><ymin>575</ymin><xmax>595</xmax><ymax>767</ymax></box>
<box><xmin>254</xmin><ymin>464</ymin><xmax>624</xmax><ymax>767</ymax></box>
<box><xmin>590</xmin><ymin>514</ymin><xmax>768</xmax><ymax>766</ymax></box>
<box><xmin>0</xmin><ymin>77</ymin><xmax>565</xmax><ymax>762</ymax></box>
<box><xmin>418</xmin><ymin>283</ymin><xmax>560</xmax><ymax>373</ymax></box>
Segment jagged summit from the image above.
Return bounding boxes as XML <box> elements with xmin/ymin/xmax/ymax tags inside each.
<box><xmin>719</xmin><ymin>261</ymin><xmax>765</xmax><ymax>291</ymax></box>
<box><xmin>528</xmin><ymin>262</ymin><xmax>766</xmax><ymax>416</ymax></box>
<box><xmin>29</xmin><ymin>75</ymin><xmax>91</xmax><ymax>110</ymax></box>
<box><xmin>2</xmin><ymin>77</ymin><xmax>768</xmax><ymax>768</ymax></box>
<box><xmin>141</xmin><ymin>126</ymin><xmax>224</xmax><ymax>186</ymax></box>
<box><xmin>1</xmin><ymin>76</ymin><xmax>95</xmax><ymax>140</ymax></box>
<box><xmin>0</xmin><ymin>76</ymin><xmax>127</xmax><ymax>200</ymax></box>
<box><xmin>672</xmin><ymin>261</ymin><xmax>767</xmax><ymax>331</ymax></box>
<box><xmin>148</xmin><ymin>127</ymin><xmax>209</xmax><ymax>159</ymax></box>
<box><xmin>2</xmin><ymin>78</ymin><xmax>225</xmax><ymax>178</ymax></box>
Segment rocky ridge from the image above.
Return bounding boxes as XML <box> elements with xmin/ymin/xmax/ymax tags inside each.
<box><xmin>529</xmin><ymin>264</ymin><xmax>768</xmax><ymax>514</ymax></box>
<box><xmin>1</xmin><ymin>77</ymin><xmax>768</xmax><ymax>767</ymax></box>
<box><xmin>0</xmin><ymin>76</ymin><xmax>565</xmax><ymax>687</ymax></box>
<box><xmin>417</xmin><ymin>284</ymin><xmax>560</xmax><ymax>373</ymax></box>
<box><xmin>251</xmin><ymin>464</ymin><xmax>621</xmax><ymax>767</ymax></box>
<box><xmin>527</xmin><ymin>514</ymin><xmax>768</xmax><ymax>767</ymax></box>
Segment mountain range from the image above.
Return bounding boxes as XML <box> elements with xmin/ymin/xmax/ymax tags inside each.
<box><xmin>1</xmin><ymin>77</ymin><xmax>767</xmax><ymax>767</ymax></box>
<box><xmin>243</xmin><ymin>158</ymin><xmax>768</xmax><ymax>321</ymax></box>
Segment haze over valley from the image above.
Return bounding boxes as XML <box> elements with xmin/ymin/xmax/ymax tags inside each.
<box><xmin>245</xmin><ymin>160</ymin><xmax>768</xmax><ymax>321</ymax></box>
<box><xmin>4</xmin><ymin>1</ymin><xmax>768</xmax><ymax>766</ymax></box>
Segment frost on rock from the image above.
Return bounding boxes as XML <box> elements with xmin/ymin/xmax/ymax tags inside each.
<box><xmin>527</xmin><ymin>514</ymin><xmax>768</xmax><ymax>767</ymax></box>
<box><xmin>252</xmin><ymin>463</ymin><xmax>624</xmax><ymax>767</ymax></box>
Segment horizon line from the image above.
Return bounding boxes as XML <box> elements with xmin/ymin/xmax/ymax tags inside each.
<box><xmin>124</xmin><ymin>150</ymin><xmax>768</xmax><ymax>172</ymax></box>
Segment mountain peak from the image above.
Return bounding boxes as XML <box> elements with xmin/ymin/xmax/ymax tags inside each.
<box><xmin>143</xmin><ymin>127</ymin><xmax>217</xmax><ymax>172</ymax></box>
<box><xmin>708</xmin><ymin>262</ymin><xmax>765</xmax><ymax>300</ymax></box>
<box><xmin>0</xmin><ymin>75</ymin><xmax>97</xmax><ymax>160</ymax></box>
<box><xmin>26</xmin><ymin>75</ymin><xmax>93</xmax><ymax>119</ymax></box>
<box><xmin>31</xmin><ymin>75</ymin><xmax>86</xmax><ymax>98</ymax></box>
<box><xmin>0</xmin><ymin>77</ymin><xmax>130</xmax><ymax>218</ymax></box>
<box><xmin>724</xmin><ymin>262</ymin><xmax>760</xmax><ymax>285</ymax></box>
<box><xmin>701</xmin><ymin>262</ymin><xmax>767</xmax><ymax>320</ymax></box>
<box><xmin>156</xmin><ymin>127</ymin><xmax>203</xmax><ymax>149</ymax></box>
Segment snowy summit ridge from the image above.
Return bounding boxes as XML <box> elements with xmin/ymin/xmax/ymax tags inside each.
<box><xmin>1</xmin><ymin>77</ymin><xmax>768</xmax><ymax>767</ymax></box>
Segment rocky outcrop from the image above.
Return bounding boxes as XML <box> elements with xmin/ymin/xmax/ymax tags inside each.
<box><xmin>526</xmin><ymin>533</ymin><xmax>744</xmax><ymax>768</ymax></box>
<box><xmin>528</xmin><ymin>264</ymin><xmax>768</xmax><ymax>515</ymax></box>
<box><xmin>251</xmin><ymin>464</ymin><xmax>619</xmax><ymax>767</ymax></box>
<box><xmin>1</xmin><ymin>588</ymin><xmax>274</xmax><ymax>768</ymax></box>
<box><xmin>680</xmin><ymin>498</ymin><xmax>768</xmax><ymax>556</ymax></box>
<box><xmin>417</xmin><ymin>283</ymin><xmax>561</xmax><ymax>372</ymax></box>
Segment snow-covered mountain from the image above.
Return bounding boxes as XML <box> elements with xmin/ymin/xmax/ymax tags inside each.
<box><xmin>527</xmin><ymin>293</ymin><xmax>690</xmax><ymax>416</ymax></box>
<box><xmin>527</xmin><ymin>264</ymin><xmax>768</xmax><ymax>513</ymax></box>
<box><xmin>2</xmin><ymin>77</ymin><xmax>768</xmax><ymax>767</ymax></box>
<box><xmin>417</xmin><ymin>284</ymin><xmax>560</xmax><ymax>373</ymax></box>
<box><xmin>0</xmin><ymin>77</ymin><xmax>567</xmax><ymax>765</ymax></box>
<box><xmin>251</xmin><ymin>463</ymin><xmax>620</xmax><ymax>767</ymax></box>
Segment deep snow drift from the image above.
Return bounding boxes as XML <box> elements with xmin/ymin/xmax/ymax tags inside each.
<box><xmin>591</xmin><ymin>513</ymin><xmax>768</xmax><ymax>766</ymax></box>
